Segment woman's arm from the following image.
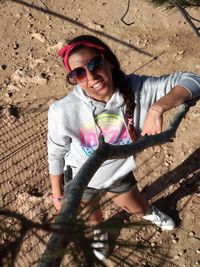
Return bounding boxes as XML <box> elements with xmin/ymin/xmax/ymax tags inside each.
<box><xmin>48</xmin><ymin>102</ymin><xmax>71</xmax><ymax>211</ymax></box>
<box><xmin>150</xmin><ymin>85</ymin><xmax>191</xmax><ymax>113</ymax></box>
<box><xmin>50</xmin><ymin>174</ymin><xmax>64</xmax><ymax>196</ymax></box>
<box><xmin>139</xmin><ymin>71</ymin><xmax>200</xmax><ymax>136</ymax></box>
<box><xmin>50</xmin><ymin>174</ymin><xmax>64</xmax><ymax>211</ymax></box>
<box><xmin>141</xmin><ymin>85</ymin><xmax>191</xmax><ymax>136</ymax></box>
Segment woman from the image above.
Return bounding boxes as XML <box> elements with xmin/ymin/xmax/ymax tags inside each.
<box><xmin>47</xmin><ymin>35</ymin><xmax>200</xmax><ymax>260</ymax></box>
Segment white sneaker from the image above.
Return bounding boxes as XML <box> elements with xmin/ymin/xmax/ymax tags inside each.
<box><xmin>142</xmin><ymin>205</ymin><xmax>175</xmax><ymax>230</ymax></box>
<box><xmin>92</xmin><ymin>229</ymin><xmax>109</xmax><ymax>261</ymax></box>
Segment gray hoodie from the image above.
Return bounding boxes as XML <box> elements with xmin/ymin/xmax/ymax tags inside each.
<box><xmin>48</xmin><ymin>72</ymin><xmax>200</xmax><ymax>189</ymax></box>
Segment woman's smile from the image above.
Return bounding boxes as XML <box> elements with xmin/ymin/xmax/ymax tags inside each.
<box><xmin>68</xmin><ymin>47</ymin><xmax>114</xmax><ymax>102</ymax></box>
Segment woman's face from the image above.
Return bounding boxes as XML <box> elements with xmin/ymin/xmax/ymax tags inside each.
<box><xmin>68</xmin><ymin>47</ymin><xmax>114</xmax><ymax>102</ymax></box>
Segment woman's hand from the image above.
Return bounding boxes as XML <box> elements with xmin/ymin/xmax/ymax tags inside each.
<box><xmin>141</xmin><ymin>85</ymin><xmax>191</xmax><ymax>137</ymax></box>
<box><xmin>141</xmin><ymin>106</ymin><xmax>163</xmax><ymax>136</ymax></box>
<box><xmin>52</xmin><ymin>199</ymin><xmax>62</xmax><ymax>212</ymax></box>
<box><xmin>49</xmin><ymin>194</ymin><xmax>64</xmax><ymax>211</ymax></box>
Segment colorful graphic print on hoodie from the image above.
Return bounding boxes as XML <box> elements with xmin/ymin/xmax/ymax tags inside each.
<box><xmin>79</xmin><ymin>112</ymin><xmax>131</xmax><ymax>157</ymax></box>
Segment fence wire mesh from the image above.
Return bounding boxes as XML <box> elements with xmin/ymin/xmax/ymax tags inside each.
<box><xmin>0</xmin><ymin>98</ymin><xmax>57</xmax><ymax>267</ymax></box>
<box><xmin>1</xmin><ymin>98</ymin><xmax>200</xmax><ymax>267</ymax></box>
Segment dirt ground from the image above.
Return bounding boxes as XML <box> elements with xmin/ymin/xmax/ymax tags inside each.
<box><xmin>0</xmin><ymin>0</ymin><xmax>200</xmax><ymax>266</ymax></box>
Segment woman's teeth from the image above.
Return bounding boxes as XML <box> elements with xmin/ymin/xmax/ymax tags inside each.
<box><xmin>93</xmin><ymin>81</ymin><xmax>103</xmax><ymax>89</ymax></box>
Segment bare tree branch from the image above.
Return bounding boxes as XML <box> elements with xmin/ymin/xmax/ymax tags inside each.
<box><xmin>38</xmin><ymin>102</ymin><xmax>194</xmax><ymax>267</ymax></box>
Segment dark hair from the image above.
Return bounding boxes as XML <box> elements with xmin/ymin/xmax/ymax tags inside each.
<box><xmin>68</xmin><ymin>35</ymin><xmax>138</xmax><ymax>141</ymax></box>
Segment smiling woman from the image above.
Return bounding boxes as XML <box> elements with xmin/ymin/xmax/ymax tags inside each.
<box><xmin>67</xmin><ymin>49</ymin><xmax>114</xmax><ymax>102</ymax></box>
<box><xmin>67</xmin><ymin>54</ymin><xmax>104</xmax><ymax>85</ymax></box>
<box><xmin>47</xmin><ymin>34</ymin><xmax>200</xmax><ymax>261</ymax></box>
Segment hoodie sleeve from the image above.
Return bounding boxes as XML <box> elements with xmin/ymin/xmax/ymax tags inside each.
<box><xmin>140</xmin><ymin>72</ymin><xmax>200</xmax><ymax>107</ymax></box>
<box><xmin>47</xmin><ymin>102</ymin><xmax>71</xmax><ymax>175</ymax></box>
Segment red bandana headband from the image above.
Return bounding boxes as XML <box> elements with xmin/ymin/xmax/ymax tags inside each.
<box><xmin>58</xmin><ymin>41</ymin><xmax>105</xmax><ymax>72</ymax></box>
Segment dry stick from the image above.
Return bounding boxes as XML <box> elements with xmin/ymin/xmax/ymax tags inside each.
<box><xmin>121</xmin><ymin>0</ymin><xmax>135</xmax><ymax>26</ymax></box>
<box><xmin>38</xmin><ymin>103</ymin><xmax>190</xmax><ymax>267</ymax></box>
<box><xmin>170</xmin><ymin>0</ymin><xmax>200</xmax><ymax>38</ymax></box>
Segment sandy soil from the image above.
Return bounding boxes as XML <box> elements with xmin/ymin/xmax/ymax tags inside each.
<box><xmin>0</xmin><ymin>0</ymin><xmax>200</xmax><ymax>266</ymax></box>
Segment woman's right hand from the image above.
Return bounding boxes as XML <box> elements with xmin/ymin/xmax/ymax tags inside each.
<box><xmin>141</xmin><ymin>106</ymin><xmax>163</xmax><ymax>136</ymax></box>
<box><xmin>52</xmin><ymin>199</ymin><xmax>62</xmax><ymax>212</ymax></box>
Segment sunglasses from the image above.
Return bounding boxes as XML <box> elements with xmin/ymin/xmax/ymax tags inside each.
<box><xmin>67</xmin><ymin>54</ymin><xmax>104</xmax><ymax>85</ymax></box>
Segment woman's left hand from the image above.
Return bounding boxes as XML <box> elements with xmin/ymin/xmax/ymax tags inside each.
<box><xmin>141</xmin><ymin>85</ymin><xmax>192</xmax><ymax>137</ymax></box>
<box><xmin>141</xmin><ymin>107</ymin><xmax>163</xmax><ymax>136</ymax></box>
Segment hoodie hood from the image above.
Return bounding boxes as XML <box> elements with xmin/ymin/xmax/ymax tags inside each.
<box><xmin>73</xmin><ymin>84</ymin><xmax>125</xmax><ymax>110</ymax></box>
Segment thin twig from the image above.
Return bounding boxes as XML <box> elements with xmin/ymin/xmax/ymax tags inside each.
<box><xmin>121</xmin><ymin>0</ymin><xmax>135</xmax><ymax>26</ymax></box>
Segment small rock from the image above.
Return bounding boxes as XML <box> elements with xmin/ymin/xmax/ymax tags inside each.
<box><xmin>176</xmin><ymin>55</ymin><xmax>183</xmax><ymax>61</ymax></box>
<box><xmin>189</xmin><ymin>231</ymin><xmax>195</xmax><ymax>236</ymax></box>
<box><xmin>4</xmin><ymin>92</ymin><xmax>9</xmax><ymax>97</ymax></box>
<box><xmin>164</xmin><ymin>161</ymin><xmax>170</xmax><ymax>167</ymax></box>
<box><xmin>29</xmin><ymin>58</ymin><xmax>46</xmax><ymax>68</ymax></box>
<box><xmin>196</xmin><ymin>249</ymin><xmax>200</xmax><ymax>254</ymax></box>
<box><xmin>169</xmin><ymin>185</ymin><xmax>174</xmax><ymax>191</ymax></box>
<box><xmin>47</xmin><ymin>40</ymin><xmax>65</xmax><ymax>52</ymax></box>
<box><xmin>26</xmin><ymin>13</ymin><xmax>34</xmax><ymax>21</ymax></box>
<box><xmin>4</xmin><ymin>92</ymin><xmax>12</xmax><ymax>98</ymax></box>
<box><xmin>151</xmin><ymin>242</ymin><xmax>157</xmax><ymax>247</ymax></box>
<box><xmin>87</xmin><ymin>21</ymin><xmax>104</xmax><ymax>31</ymax></box>
<box><xmin>142</xmin><ymin>262</ymin><xmax>148</xmax><ymax>266</ymax></box>
<box><xmin>13</xmin><ymin>42</ymin><xmax>20</xmax><ymax>50</ymax></box>
<box><xmin>180</xmin><ymin>151</ymin><xmax>185</xmax><ymax>157</ymax></box>
<box><xmin>70</xmin><ymin>28</ymin><xmax>77</xmax><ymax>34</ymax></box>
<box><xmin>46</xmin><ymin>15</ymin><xmax>51</xmax><ymax>20</ymax></box>
<box><xmin>178</xmin><ymin>50</ymin><xmax>185</xmax><ymax>55</ymax></box>
<box><xmin>28</xmin><ymin>23</ymin><xmax>34</xmax><ymax>29</ymax></box>
<box><xmin>30</xmin><ymin>75</ymin><xmax>48</xmax><ymax>85</ymax></box>
<box><xmin>172</xmin><ymin>237</ymin><xmax>179</xmax><ymax>244</ymax></box>
<box><xmin>191</xmin><ymin>110</ymin><xmax>199</xmax><ymax>118</ymax></box>
<box><xmin>173</xmin><ymin>254</ymin><xmax>180</xmax><ymax>260</ymax></box>
<box><xmin>7</xmin><ymin>84</ymin><xmax>21</xmax><ymax>92</ymax></box>
<box><xmin>95</xmin><ymin>23</ymin><xmax>104</xmax><ymax>31</ymax></box>
<box><xmin>30</xmin><ymin>32</ymin><xmax>46</xmax><ymax>43</ymax></box>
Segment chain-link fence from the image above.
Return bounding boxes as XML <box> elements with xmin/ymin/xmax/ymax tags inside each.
<box><xmin>1</xmin><ymin>99</ymin><xmax>200</xmax><ymax>267</ymax></box>
<box><xmin>0</xmin><ymin>99</ymin><xmax>56</xmax><ymax>267</ymax></box>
